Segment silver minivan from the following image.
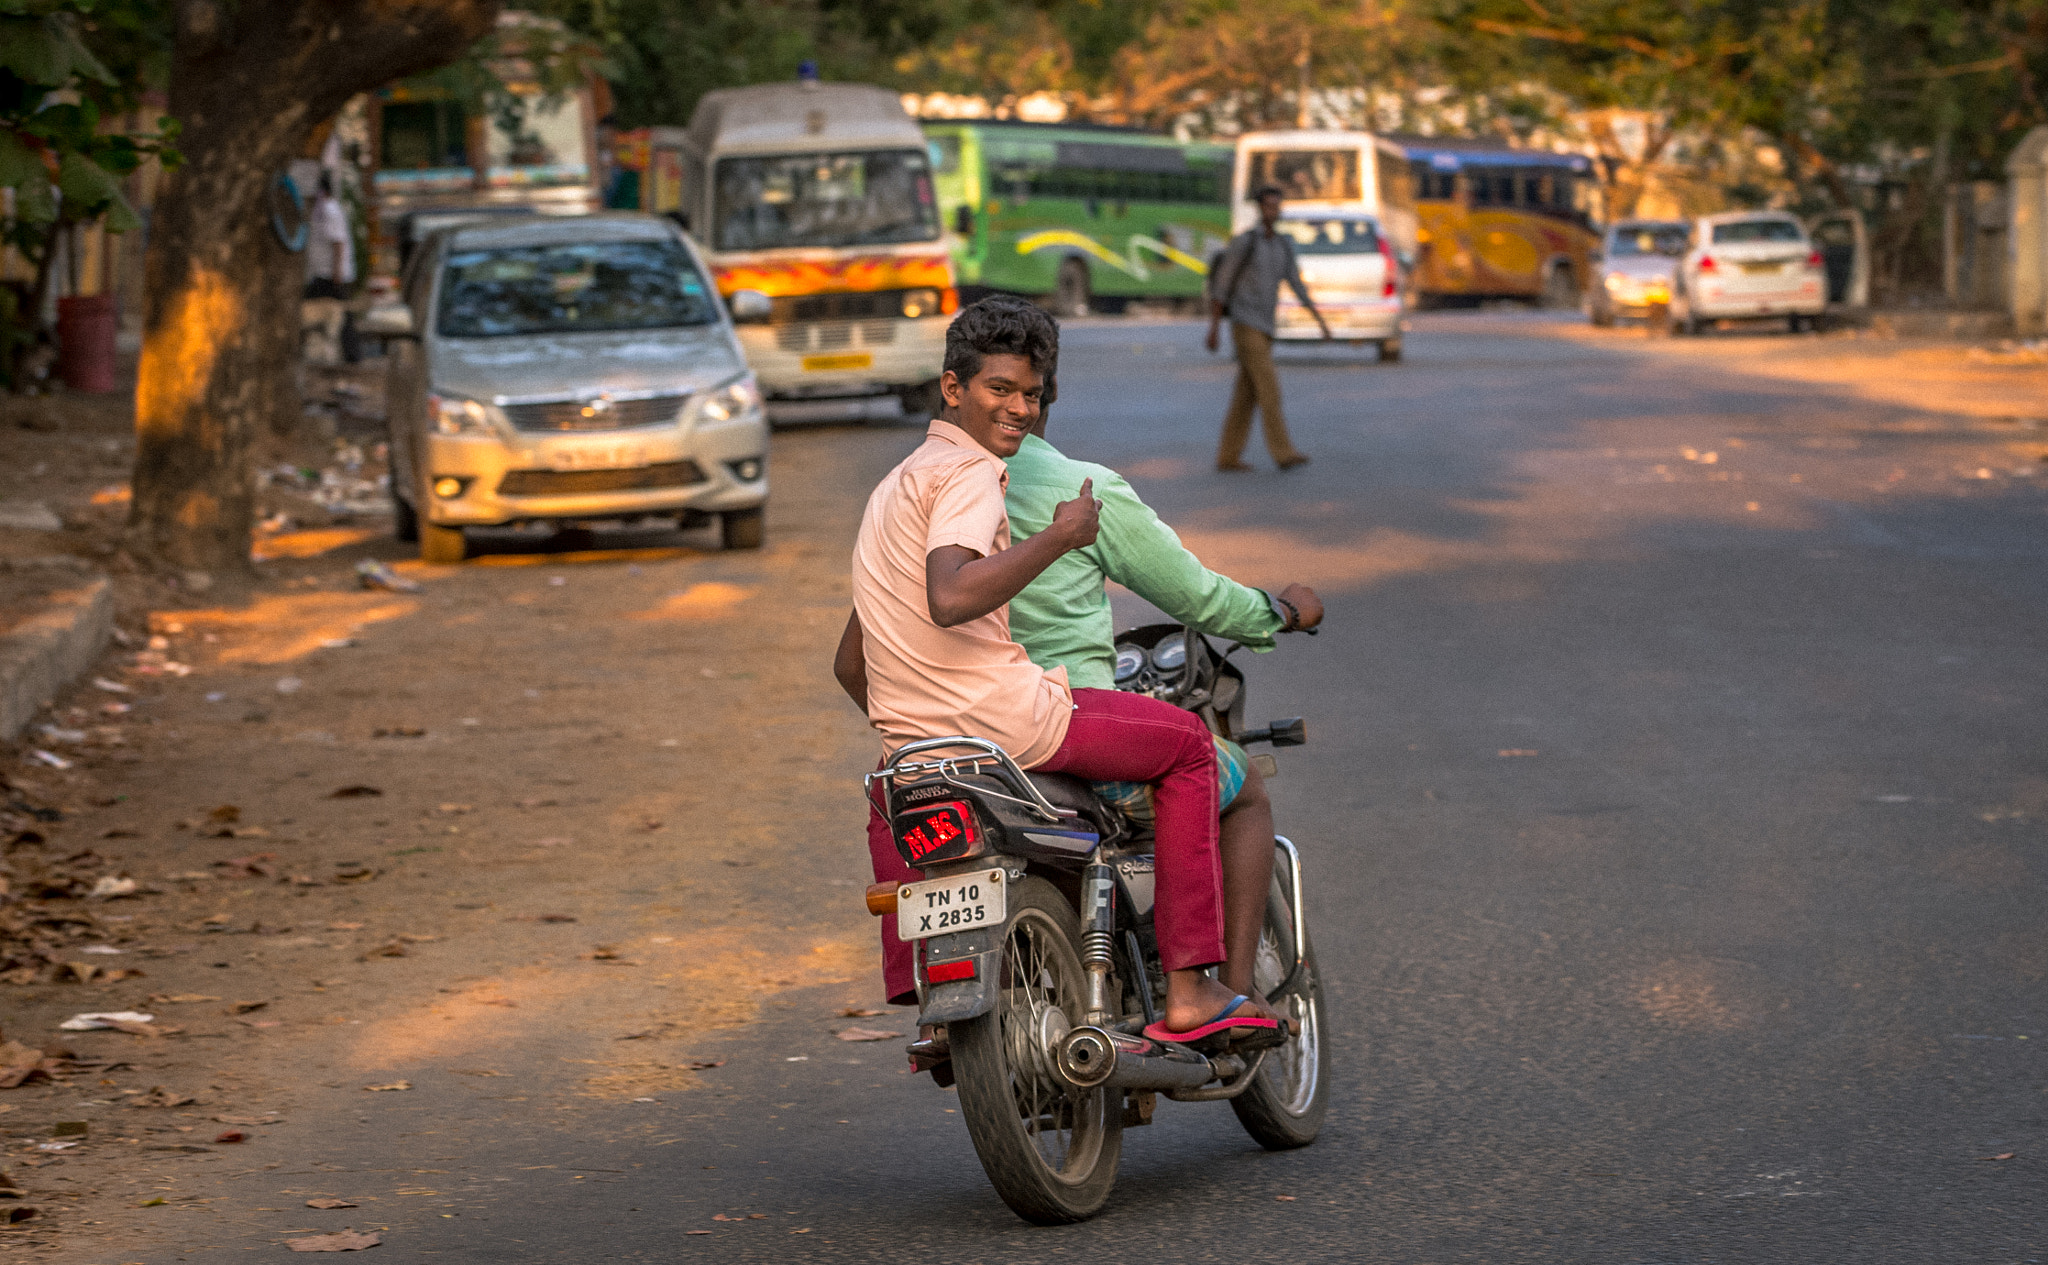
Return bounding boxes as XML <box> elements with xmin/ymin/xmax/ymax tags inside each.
<box><xmin>363</xmin><ymin>215</ymin><xmax>769</xmax><ymax>563</ymax></box>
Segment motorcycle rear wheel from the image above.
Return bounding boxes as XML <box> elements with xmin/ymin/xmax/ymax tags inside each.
<box><xmin>1230</xmin><ymin>854</ymin><xmax>1330</xmax><ymax>1150</ymax></box>
<box><xmin>951</xmin><ymin>876</ymin><xmax>1123</xmax><ymax>1223</ymax></box>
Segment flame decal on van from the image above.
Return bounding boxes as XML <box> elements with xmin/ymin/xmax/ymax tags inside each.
<box><xmin>711</xmin><ymin>253</ymin><xmax>954</xmax><ymax>297</ymax></box>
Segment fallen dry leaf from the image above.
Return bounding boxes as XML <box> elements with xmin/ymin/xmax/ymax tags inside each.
<box><xmin>213</xmin><ymin>1130</ymin><xmax>245</xmax><ymax>1144</ymax></box>
<box><xmin>838</xmin><ymin>1007</ymin><xmax>888</xmax><ymax>1018</ymax></box>
<box><xmin>834</xmin><ymin>1027</ymin><xmax>902</xmax><ymax>1042</ymax></box>
<box><xmin>1275</xmin><ymin>1194</ymin><xmax>1297</xmax><ymax>1201</ymax></box>
<box><xmin>208</xmin><ymin>804</ymin><xmax>241</xmax><ymax>825</ymax></box>
<box><xmin>327</xmin><ymin>785</ymin><xmax>383</xmax><ymax>798</ymax></box>
<box><xmin>362</xmin><ymin>1081</ymin><xmax>411</xmax><ymax>1092</ymax></box>
<box><xmin>230</xmin><ymin>1001</ymin><xmax>268</xmax><ymax>1014</ymax></box>
<box><xmin>286</xmin><ymin>1229</ymin><xmax>380</xmax><ymax>1251</ymax></box>
<box><xmin>154</xmin><ymin>993</ymin><xmax>221</xmax><ymax>1004</ymax></box>
<box><xmin>306</xmin><ymin>1198</ymin><xmax>358</xmax><ymax>1210</ymax></box>
<box><xmin>5</xmin><ymin>1206</ymin><xmax>36</xmax><ymax>1224</ymax></box>
<box><xmin>1498</xmin><ymin>749</ymin><xmax>1538</xmax><ymax>758</ymax></box>
<box><xmin>1979</xmin><ymin>1152</ymin><xmax>2016</xmax><ymax>1161</ymax></box>
<box><xmin>450</xmin><ymin>1069</ymin><xmax>507</xmax><ymax>1077</ymax></box>
<box><xmin>684</xmin><ymin>1059</ymin><xmax>725</xmax><ymax>1071</ymax></box>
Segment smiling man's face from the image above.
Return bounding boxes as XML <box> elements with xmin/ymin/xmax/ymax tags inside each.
<box><xmin>941</xmin><ymin>353</ymin><xmax>1044</xmax><ymax>458</ymax></box>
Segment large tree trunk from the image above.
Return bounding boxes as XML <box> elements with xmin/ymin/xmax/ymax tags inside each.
<box><xmin>130</xmin><ymin>0</ymin><xmax>499</xmax><ymax>580</ymax></box>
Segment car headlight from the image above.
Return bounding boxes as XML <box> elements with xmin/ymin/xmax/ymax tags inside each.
<box><xmin>428</xmin><ymin>394</ymin><xmax>494</xmax><ymax>436</ymax></box>
<box><xmin>901</xmin><ymin>288</ymin><xmax>942</xmax><ymax>319</ymax></box>
<box><xmin>698</xmin><ymin>373</ymin><xmax>763</xmax><ymax>423</ymax></box>
<box><xmin>1605</xmin><ymin>272</ymin><xmax>1629</xmax><ymax>290</ymax></box>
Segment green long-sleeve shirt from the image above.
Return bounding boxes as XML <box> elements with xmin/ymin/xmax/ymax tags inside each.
<box><xmin>1004</xmin><ymin>434</ymin><xmax>1283</xmax><ymax>688</ymax></box>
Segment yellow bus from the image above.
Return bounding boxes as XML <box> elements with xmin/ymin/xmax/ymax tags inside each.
<box><xmin>1391</xmin><ymin>138</ymin><xmax>1603</xmax><ymax>307</ymax></box>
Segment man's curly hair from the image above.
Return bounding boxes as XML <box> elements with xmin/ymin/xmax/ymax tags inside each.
<box><xmin>943</xmin><ymin>295</ymin><xmax>1059</xmax><ymax>387</ymax></box>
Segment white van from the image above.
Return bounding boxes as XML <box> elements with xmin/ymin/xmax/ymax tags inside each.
<box><xmin>654</xmin><ymin>81</ymin><xmax>955</xmax><ymax>422</ymax></box>
<box><xmin>1231</xmin><ymin>130</ymin><xmax>1418</xmax><ymax>267</ymax></box>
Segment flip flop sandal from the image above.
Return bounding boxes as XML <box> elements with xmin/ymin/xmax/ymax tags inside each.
<box><xmin>907</xmin><ymin>1036</ymin><xmax>954</xmax><ymax>1087</ymax></box>
<box><xmin>1141</xmin><ymin>993</ymin><xmax>1280</xmax><ymax>1046</ymax></box>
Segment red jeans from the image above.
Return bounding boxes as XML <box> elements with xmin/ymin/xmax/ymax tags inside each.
<box><xmin>867</xmin><ymin>687</ymin><xmax>1223</xmax><ymax>1005</ymax></box>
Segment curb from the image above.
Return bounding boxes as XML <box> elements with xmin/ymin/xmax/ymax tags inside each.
<box><xmin>0</xmin><ymin>565</ymin><xmax>113</xmax><ymax>742</ymax></box>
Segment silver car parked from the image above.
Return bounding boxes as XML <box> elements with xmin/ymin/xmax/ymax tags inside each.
<box><xmin>1589</xmin><ymin>219</ymin><xmax>1688</xmax><ymax>328</ymax></box>
<box><xmin>362</xmin><ymin>215</ymin><xmax>769</xmax><ymax>563</ymax></box>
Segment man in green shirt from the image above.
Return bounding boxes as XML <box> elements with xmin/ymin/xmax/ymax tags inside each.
<box><xmin>1003</xmin><ymin>381</ymin><xmax>1323</xmax><ymax>1007</ymax></box>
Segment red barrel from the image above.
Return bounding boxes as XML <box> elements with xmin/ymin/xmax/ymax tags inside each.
<box><xmin>56</xmin><ymin>293</ymin><xmax>118</xmax><ymax>393</ymax></box>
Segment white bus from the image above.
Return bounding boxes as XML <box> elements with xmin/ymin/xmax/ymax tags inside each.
<box><xmin>1228</xmin><ymin>130</ymin><xmax>1416</xmax><ymax>360</ymax></box>
<box><xmin>648</xmin><ymin>81</ymin><xmax>954</xmax><ymax>422</ymax></box>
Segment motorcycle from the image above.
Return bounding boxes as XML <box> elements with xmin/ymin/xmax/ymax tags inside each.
<box><xmin>862</xmin><ymin>623</ymin><xmax>1328</xmax><ymax>1223</ymax></box>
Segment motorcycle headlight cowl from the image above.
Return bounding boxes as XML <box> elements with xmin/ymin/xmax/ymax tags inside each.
<box><xmin>698</xmin><ymin>373</ymin><xmax>764</xmax><ymax>424</ymax></box>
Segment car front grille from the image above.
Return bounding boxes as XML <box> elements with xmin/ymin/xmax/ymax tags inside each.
<box><xmin>501</xmin><ymin>395</ymin><xmax>688</xmax><ymax>432</ymax></box>
<box><xmin>774</xmin><ymin>320</ymin><xmax>899</xmax><ymax>353</ymax></box>
<box><xmin>496</xmin><ymin>460</ymin><xmax>707</xmax><ymax>496</ymax></box>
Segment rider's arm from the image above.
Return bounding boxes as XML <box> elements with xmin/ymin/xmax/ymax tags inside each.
<box><xmin>926</xmin><ymin>479</ymin><xmax>1099</xmax><ymax>627</ymax></box>
<box><xmin>1089</xmin><ymin>467</ymin><xmax>1298</xmax><ymax>646</ymax></box>
<box><xmin>833</xmin><ymin>610</ymin><xmax>868</xmax><ymax>712</ymax></box>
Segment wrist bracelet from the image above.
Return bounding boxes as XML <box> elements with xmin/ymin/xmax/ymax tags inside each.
<box><xmin>1273</xmin><ymin>594</ymin><xmax>1300</xmax><ymax>631</ymax></box>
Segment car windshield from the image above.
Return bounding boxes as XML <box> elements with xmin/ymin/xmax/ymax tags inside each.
<box><xmin>437</xmin><ymin>239</ymin><xmax>718</xmax><ymax>338</ymax></box>
<box><xmin>714</xmin><ymin>149</ymin><xmax>939</xmax><ymax>251</ymax></box>
<box><xmin>1712</xmin><ymin>219</ymin><xmax>1805</xmax><ymax>245</ymax></box>
<box><xmin>1609</xmin><ymin>225</ymin><xmax>1688</xmax><ymax>257</ymax></box>
<box><xmin>1275</xmin><ymin>218</ymin><xmax>1382</xmax><ymax>255</ymax></box>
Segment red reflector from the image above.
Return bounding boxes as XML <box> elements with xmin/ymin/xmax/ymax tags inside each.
<box><xmin>1697</xmin><ymin>254</ymin><xmax>1717</xmax><ymax>272</ymax></box>
<box><xmin>1806</xmin><ymin>250</ymin><xmax>1823</xmax><ymax>268</ymax></box>
<box><xmin>940</xmin><ymin>286</ymin><xmax>959</xmax><ymax>315</ymax></box>
<box><xmin>926</xmin><ymin>958</ymin><xmax>976</xmax><ymax>984</ymax></box>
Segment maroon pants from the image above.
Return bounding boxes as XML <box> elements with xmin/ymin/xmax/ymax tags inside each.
<box><xmin>867</xmin><ymin>687</ymin><xmax>1223</xmax><ymax>1005</ymax></box>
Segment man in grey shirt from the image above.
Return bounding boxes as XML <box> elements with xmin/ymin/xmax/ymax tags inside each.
<box><xmin>1204</xmin><ymin>185</ymin><xmax>1330</xmax><ymax>471</ymax></box>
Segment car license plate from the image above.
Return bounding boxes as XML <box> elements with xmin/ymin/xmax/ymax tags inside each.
<box><xmin>802</xmin><ymin>352</ymin><xmax>873</xmax><ymax>372</ymax></box>
<box><xmin>897</xmin><ymin>869</ymin><xmax>1006</xmax><ymax>942</ymax></box>
<box><xmin>1740</xmin><ymin>261</ymin><xmax>1785</xmax><ymax>275</ymax></box>
<box><xmin>548</xmin><ymin>445</ymin><xmax>645</xmax><ymax>471</ymax></box>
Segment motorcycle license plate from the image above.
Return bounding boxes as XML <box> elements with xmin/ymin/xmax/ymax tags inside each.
<box><xmin>896</xmin><ymin>869</ymin><xmax>1006</xmax><ymax>942</ymax></box>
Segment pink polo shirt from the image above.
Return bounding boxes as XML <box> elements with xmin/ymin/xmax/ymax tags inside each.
<box><xmin>852</xmin><ymin>419</ymin><xmax>1073</xmax><ymax>766</ymax></box>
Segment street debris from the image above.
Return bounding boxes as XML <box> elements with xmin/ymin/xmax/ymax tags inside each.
<box><xmin>58</xmin><ymin>1010</ymin><xmax>155</xmax><ymax>1031</ymax></box>
<box><xmin>213</xmin><ymin>1129</ymin><xmax>246</xmax><ymax>1144</ymax></box>
<box><xmin>1498</xmin><ymin>749</ymin><xmax>1538</xmax><ymax>758</ymax></box>
<box><xmin>363</xmin><ymin>1080</ymin><xmax>412</xmax><ymax>1092</ymax></box>
<box><xmin>286</xmin><ymin>1229</ymin><xmax>382</xmax><ymax>1251</ymax></box>
<box><xmin>839</xmin><ymin>1007</ymin><xmax>887</xmax><ymax>1017</ymax></box>
<box><xmin>307</xmin><ymin>1198</ymin><xmax>359</xmax><ymax>1209</ymax></box>
<box><xmin>328</xmin><ymin>785</ymin><xmax>384</xmax><ymax>798</ymax></box>
<box><xmin>1978</xmin><ymin>1152</ymin><xmax>2015</xmax><ymax>1161</ymax></box>
<box><xmin>355</xmin><ymin>558</ymin><xmax>421</xmax><ymax>593</ymax></box>
<box><xmin>835</xmin><ymin>1027</ymin><xmax>902</xmax><ymax>1042</ymax></box>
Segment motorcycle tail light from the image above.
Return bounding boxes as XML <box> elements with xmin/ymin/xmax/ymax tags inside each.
<box><xmin>894</xmin><ymin>800</ymin><xmax>980</xmax><ymax>866</ymax></box>
<box><xmin>926</xmin><ymin>959</ymin><xmax>976</xmax><ymax>984</ymax></box>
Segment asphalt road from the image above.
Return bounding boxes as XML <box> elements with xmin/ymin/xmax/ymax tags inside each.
<box><xmin>92</xmin><ymin>312</ymin><xmax>2048</xmax><ymax>1263</ymax></box>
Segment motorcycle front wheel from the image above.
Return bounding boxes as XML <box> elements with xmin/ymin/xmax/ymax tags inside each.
<box><xmin>1230</xmin><ymin>846</ymin><xmax>1330</xmax><ymax>1149</ymax></box>
<box><xmin>951</xmin><ymin>876</ymin><xmax>1123</xmax><ymax>1223</ymax></box>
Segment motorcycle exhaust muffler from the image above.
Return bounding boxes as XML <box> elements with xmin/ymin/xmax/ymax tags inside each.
<box><xmin>1055</xmin><ymin>1026</ymin><xmax>1214</xmax><ymax>1091</ymax></box>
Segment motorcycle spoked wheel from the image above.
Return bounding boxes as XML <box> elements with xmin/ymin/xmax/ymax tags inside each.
<box><xmin>950</xmin><ymin>876</ymin><xmax>1123</xmax><ymax>1223</ymax></box>
<box><xmin>1230</xmin><ymin>853</ymin><xmax>1330</xmax><ymax>1150</ymax></box>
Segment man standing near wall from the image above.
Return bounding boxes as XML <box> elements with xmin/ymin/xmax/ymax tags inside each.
<box><xmin>1204</xmin><ymin>184</ymin><xmax>1329</xmax><ymax>472</ymax></box>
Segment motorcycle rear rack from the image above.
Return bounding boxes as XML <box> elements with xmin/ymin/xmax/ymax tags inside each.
<box><xmin>866</xmin><ymin>735</ymin><xmax>1078</xmax><ymax>825</ymax></box>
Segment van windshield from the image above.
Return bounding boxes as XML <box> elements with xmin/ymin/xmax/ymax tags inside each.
<box><xmin>1275</xmin><ymin>219</ymin><xmax>1381</xmax><ymax>254</ymax></box>
<box><xmin>1711</xmin><ymin>219</ymin><xmax>1804</xmax><ymax>245</ymax></box>
<box><xmin>714</xmin><ymin>149</ymin><xmax>939</xmax><ymax>251</ymax></box>
<box><xmin>1245</xmin><ymin>149</ymin><xmax>1361</xmax><ymax>202</ymax></box>
<box><xmin>437</xmin><ymin>239</ymin><xmax>718</xmax><ymax>338</ymax></box>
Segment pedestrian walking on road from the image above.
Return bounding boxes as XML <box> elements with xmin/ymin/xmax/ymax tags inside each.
<box><xmin>1204</xmin><ymin>184</ymin><xmax>1330</xmax><ymax>472</ymax></box>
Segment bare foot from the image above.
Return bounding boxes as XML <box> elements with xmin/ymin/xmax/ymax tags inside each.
<box><xmin>1161</xmin><ymin>970</ymin><xmax>1291</xmax><ymax>1034</ymax></box>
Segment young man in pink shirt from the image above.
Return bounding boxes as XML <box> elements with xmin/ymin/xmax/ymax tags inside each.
<box><xmin>838</xmin><ymin>298</ymin><xmax>1286</xmax><ymax>1051</ymax></box>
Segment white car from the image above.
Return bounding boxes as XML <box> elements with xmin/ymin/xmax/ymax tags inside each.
<box><xmin>1269</xmin><ymin>212</ymin><xmax>1406</xmax><ymax>362</ymax></box>
<box><xmin>363</xmin><ymin>215</ymin><xmax>769</xmax><ymax>564</ymax></box>
<box><xmin>1671</xmin><ymin>212</ymin><xmax>1827</xmax><ymax>335</ymax></box>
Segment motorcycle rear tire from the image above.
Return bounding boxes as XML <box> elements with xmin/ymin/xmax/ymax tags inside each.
<box><xmin>1230</xmin><ymin>860</ymin><xmax>1330</xmax><ymax>1150</ymax></box>
<box><xmin>951</xmin><ymin>876</ymin><xmax>1123</xmax><ymax>1224</ymax></box>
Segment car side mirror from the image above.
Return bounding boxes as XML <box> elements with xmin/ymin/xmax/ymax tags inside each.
<box><xmin>665</xmin><ymin>210</ymin><xmax>692</xmax><ymax>234</ymax></box>
<box><xmin>359</xmin><ymin>303</ymin><xmax>416</xmax><ymax>340</ymax></box>
<box><xmin>728</xmin><ymin>289</ymin><xmax>772</xmax><ymax>324</ymax></box>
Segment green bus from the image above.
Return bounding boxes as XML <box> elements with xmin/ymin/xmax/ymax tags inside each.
<box><xmin>921</xmin><ymin>120</ymin><xmax>1233</xmax><ymax>314</ymax></box>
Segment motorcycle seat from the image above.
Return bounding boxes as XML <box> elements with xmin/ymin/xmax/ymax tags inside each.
<box><xmin>1025</xmin><ymin>771</ymin><xmax>1105</xmax><ymax>822</ymax></box>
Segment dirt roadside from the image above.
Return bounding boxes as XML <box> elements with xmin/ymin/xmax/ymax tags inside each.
<box><xmin>1</xmin><ymin>409</ymin><xmax>919</xmax><ymax>1261</ymax></box>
